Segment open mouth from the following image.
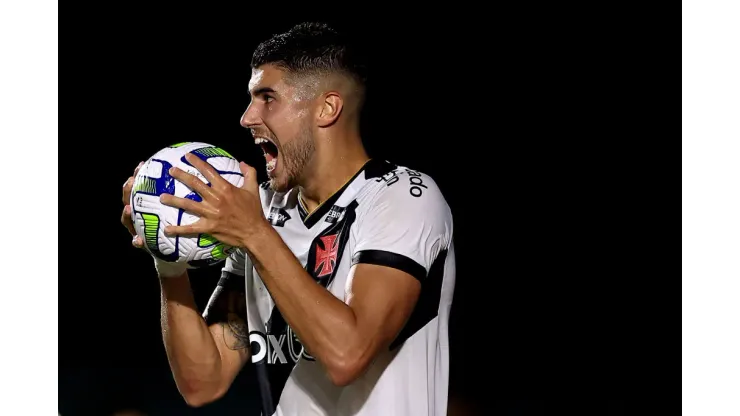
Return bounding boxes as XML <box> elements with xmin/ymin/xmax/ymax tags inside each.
<box><xmin>254</xmin><ymin>137</ymin><xmax>279</xmax><ymax>174</ymax></box>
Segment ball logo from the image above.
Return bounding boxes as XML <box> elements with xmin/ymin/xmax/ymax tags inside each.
<box><xmin>315</xmin><ymin>234</ymin><xmax>339</xmax><ymax>277</ymax></box>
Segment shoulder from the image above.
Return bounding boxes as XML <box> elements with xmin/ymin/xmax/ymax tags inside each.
<box><xmin>359</xmin><ymin>163</ymin><xmax>452</xmax><ymax>228</ymax></box>
<box><xmin>352</xmin><ymin>163</ymin><xmax>454</xmax><ymax>270</ymax></box>
<box><xmin>365</xmin><ymin>163</ymin><xmax>449</xmax><ymax>209</ymax></box>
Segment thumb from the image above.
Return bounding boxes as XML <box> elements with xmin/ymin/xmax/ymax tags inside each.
<box><xmin>239</xmin><ymin>161</ymin><xmax>259</xmax><ymax>193</ymax></box>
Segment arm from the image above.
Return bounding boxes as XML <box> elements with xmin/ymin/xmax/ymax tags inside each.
<box><xmin>159</xmin><ymin>253</ymin><xmax>251</xmax><ymax>407</ymax></box>
<box><xmin>245</xmin><ymin>175</ymin><xmax>452</xmax><ymax>386</ymax></box>
<box><xmin>247</xmin><ymin>237</ymin><xmax>421</xmax><ymax>386</ymax></box>
<box><xmin>121</xmin><ymin>161</ymin><xmax>251</xmax><ymax>406</ymax></box>
<box><xmin>158</xmin><ymin>159</ymin><xmax>451</xmax><ymax>386</ymax></box>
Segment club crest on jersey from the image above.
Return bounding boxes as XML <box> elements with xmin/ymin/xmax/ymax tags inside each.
<box><xmin>267</xmin><ymin>207</ymin><xmax>291</xmax><ymax>227</ymax></box>
<box><xmin>325</xmin><ymin>205</ymin><xmax>345</xmax><ymax>224</ymax></box>
<box><xmin>315</xmin><ymin>234</ymin><xmax>340</xmax><ymax>277</ymax></box>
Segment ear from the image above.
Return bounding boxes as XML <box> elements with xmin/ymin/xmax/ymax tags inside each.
<box><xmin>317</xmin><ymin>92</ymin><xmax>343</xmax><ymax>127</ymax></box>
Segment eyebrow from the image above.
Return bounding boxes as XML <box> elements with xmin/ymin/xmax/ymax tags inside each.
<box><xmin>250</xmin><ymin>87</ymin><xmax>276</xmax><ymax>97</ymax></box>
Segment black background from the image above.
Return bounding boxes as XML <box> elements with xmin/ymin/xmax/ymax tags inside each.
<box><xmin>58</xmin><ymin>8</ymin><xmax>662</xmax><ymax>416</ymax></box>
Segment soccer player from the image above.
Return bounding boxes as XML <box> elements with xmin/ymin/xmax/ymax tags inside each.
<box><xmin>121</xmin><ymin>22</ymin><xmax>456</xmax><ymax>416</ymax></box>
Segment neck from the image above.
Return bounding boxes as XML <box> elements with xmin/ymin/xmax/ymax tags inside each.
<box><xmin>298</xmin><ymin>131</ymin><xmax>369</xmax><ymax>214</ymax></box>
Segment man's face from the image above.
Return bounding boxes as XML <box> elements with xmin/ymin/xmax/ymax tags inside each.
<box><xmin>241</xmin><ymin>64</ymin><xmax>316</xmax><ymax>192</ymax></box>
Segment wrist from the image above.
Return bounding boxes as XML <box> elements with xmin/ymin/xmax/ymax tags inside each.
<box><xmin>240</xmin><ymin>218</ymin><xmax>273</xmax><ymax>252</ymax></box>
<box><xmin>153</xmin><ymin>257</ymin><xmax>188</xmax><ymax>278</ymax></box>
<box><xmin>242</xmin><ymin>219</ymin><xmax>276</xmax><ymax>257</ymax></box>
<box><xmin>158</xmin><ymin>271</ymin><xmax>197</xmax><ymax>306</ymax></box>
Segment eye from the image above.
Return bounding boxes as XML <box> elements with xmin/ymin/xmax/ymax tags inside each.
<box><xmin>263</xmin><ymin>95</ymin><xmax>274</xmax><ymax>103</ymax></box>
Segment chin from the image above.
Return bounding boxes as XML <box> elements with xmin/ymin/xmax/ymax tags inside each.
<box><xmin>268</xmin><ymin>175</ymin><xmax>291</xmax><ymax>193</ymax></box>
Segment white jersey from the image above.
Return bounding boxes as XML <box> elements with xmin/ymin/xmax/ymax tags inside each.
<box><xmin>221</xmin><ymin>159</ymin><xmax>456</xmax><ymax>416</ymax></box>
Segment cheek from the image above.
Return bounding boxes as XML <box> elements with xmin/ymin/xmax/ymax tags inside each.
<box><xmin>270</xmin><ymin>110</ymin><xmax>308</xmax><ymax>144</ymax></box>
<box><xmin>285</xmin><ymin>107</ymin><xmax>309</xmax><ymax>123</ymax></box>
<box><xmin>262</xmin><ymin>104</ymin><xmax>288</xmax><ymax>129</ymax></box>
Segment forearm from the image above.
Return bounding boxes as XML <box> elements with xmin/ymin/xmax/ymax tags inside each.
<box><xmin>245</xmin><ymin>226</ymin><xmax>363</xmax><ymax>374</ymax></box>
<box><xmin>159</xmin><ymin>274</ymin><xmax>224</xmax><ymax>403</ymax></box>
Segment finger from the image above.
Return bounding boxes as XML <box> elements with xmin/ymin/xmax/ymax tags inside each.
<box><xmin>121</xmin><ymin>205</ymin><xmax>136</xmax><ymax>236</ymax></box>
<box><xmin>169</xmin><ymin>166</ymin><xmax>218</xmax><ymax>201</ymax></box>
<box><xmin>122</xmin><ymin>162</ymin><xmax>145</xmax><ymax>205</ymax></box>
<box><xmin>133</xmin><ymin>161</ymin><xmax>144</xmax><ymax>177</ymax></box>
<box><xmin>122</xmin><ymin>176</ymin><xmax>134</xmax><ymax>204</ymax></box>
<box><xmin>132</xmin><ymin>235</ymin><xmax>144</xmax><ymax>248</ymax></box>
<box><xmin>160</xmin><ymin>194</ymin><xmax>212</xmax><ymax>217</ymax></box>
<box><xmin>239</xmin><ymin>161</ymin><xmax>259</xmax><ymax>193</ymax></box>
<box><xmin>163</xmin><ymin>223</ymin><xmax>202</xmax><ymax>237</ymax></box>
<box><xmin>184</xmin><ymin>153</ymin><xmax>227</xmax><ymax>190</ymax></box>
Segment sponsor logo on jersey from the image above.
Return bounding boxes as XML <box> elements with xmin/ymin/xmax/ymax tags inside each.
<box><xmin>325</xmin><ymin>205</ymin><xmax>345</xmax><ymax>224</ymax></box>
<box><xmin>267</xmin><ymin>207</ymin><xmax>291</xmax><ymax>227</ymax></box>
<box><xmin>249</xmin><ymin>327</ymin><xmax>314</xmax><ymax>365</ymax></box>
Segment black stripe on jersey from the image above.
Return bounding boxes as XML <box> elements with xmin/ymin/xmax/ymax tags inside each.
<box><xmin>300</xmin><ymin>159</ymin><xmax>393</xmax><ymax>228</ymax></box>
<box><xmin>388</xmin><ymin>249</ymin><xmax>448</xmax><ymax>351</ymax></box>
<box><xmin>351</xmin><ymin>250</ymin><xmax>427</xmax><ymax>281</ymax></box>
<box><xmin>264</xmin><ymin>200</ymin><xmax>359</xmax><ymax>341</ymax></box>
<box><xmin>363</xmin><ymin>159</ymin><xmax>397</xmax><ymax>180</ymax></box>
<box><xmin>253</xmin><ymin>359</ymin><xmax>293</xmax><ymax>416</ymax></box>
<box><xmin>305</xmin><ymin>200</ymin><xmax>359</xmax><ymax>287</ymax></box>
<box><xmin>301</xmin><ymin>167</ymin><xmax>364</xmax><ymax>228</ymax></box>
<box><xmin>297</xmin><ymin>198</ymin><xmax>308</xmax><ymax>223</ymax></box>
<box><xmin>255</xmin><ymin>200</ymin><xmax>360</xmax><ymax>415</ymax></box>
<box><xmin>203</xmin><ymin>271</ymin><xmax>245</xmax><ymax>326</ymax></box>
<box><xmin>253</xmin><ymin>362</ymin><xmax>274</xmax><ymax>416</ymax></box>
<box><xmin>216</xmin><ymin>270</ymin><xmax>245</xmax><ymax>290</ymax></box>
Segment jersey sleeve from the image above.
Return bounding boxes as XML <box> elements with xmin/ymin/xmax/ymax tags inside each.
<box><xmin>202</xmin><ymin>248</ymin><xmax>249</xmax><ymax>325</ymax></box>
<box><xmin>352</xmin><ymin>170</ymin><xmax>453</xmax><ymax>280</ymax></box>
<box><xmin>221</xmin><ymin>247</ymin><xmax>248</xmax><ymax>277</ymax></box>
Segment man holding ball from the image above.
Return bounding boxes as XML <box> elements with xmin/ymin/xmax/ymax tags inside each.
<box><xmin>121</xmin><ymin>22</ymin><xmax>456</xmax><ymax>416</ymax></box>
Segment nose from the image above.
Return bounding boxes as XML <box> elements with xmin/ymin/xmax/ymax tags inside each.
<box><xmin>240</xmin><ymin>102</ymin><xmax>260</xmax><ymax>129</ymax></box>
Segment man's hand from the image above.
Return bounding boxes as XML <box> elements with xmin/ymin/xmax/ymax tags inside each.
<box><xmin>122</xmin><ymin>160</ymin><xmax>187</xmax><ymax>277</ymax></box>
<box><xmin>121</xmin><ymin>161</ymin><xmax>145</xmax><ymax>248</ymax></box>
<box><xmin>120</xmin><ymin>158</ymin><xmax>251</xmax><ymax>406</ymax></box>
<box><xmin>160</xmin><ymin>153</ymin><xmax>268</xmax><ymax>249</ymax></box>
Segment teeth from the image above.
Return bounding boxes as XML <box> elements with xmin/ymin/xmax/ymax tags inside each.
<box><xmin>254</xmin><ymin>137</ymin><xmax>268</xmax><ymax>144</ymax></box>
<box><xmin>266</xmin><ymin>158</ymin><xmax>277</xmax><ymax>172</ymax></box>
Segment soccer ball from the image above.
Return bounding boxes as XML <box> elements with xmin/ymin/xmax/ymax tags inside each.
<box><xmin>129</xmin><ymin>142</ymin><xmax>244</xmax><ymax>268</ymax></box>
